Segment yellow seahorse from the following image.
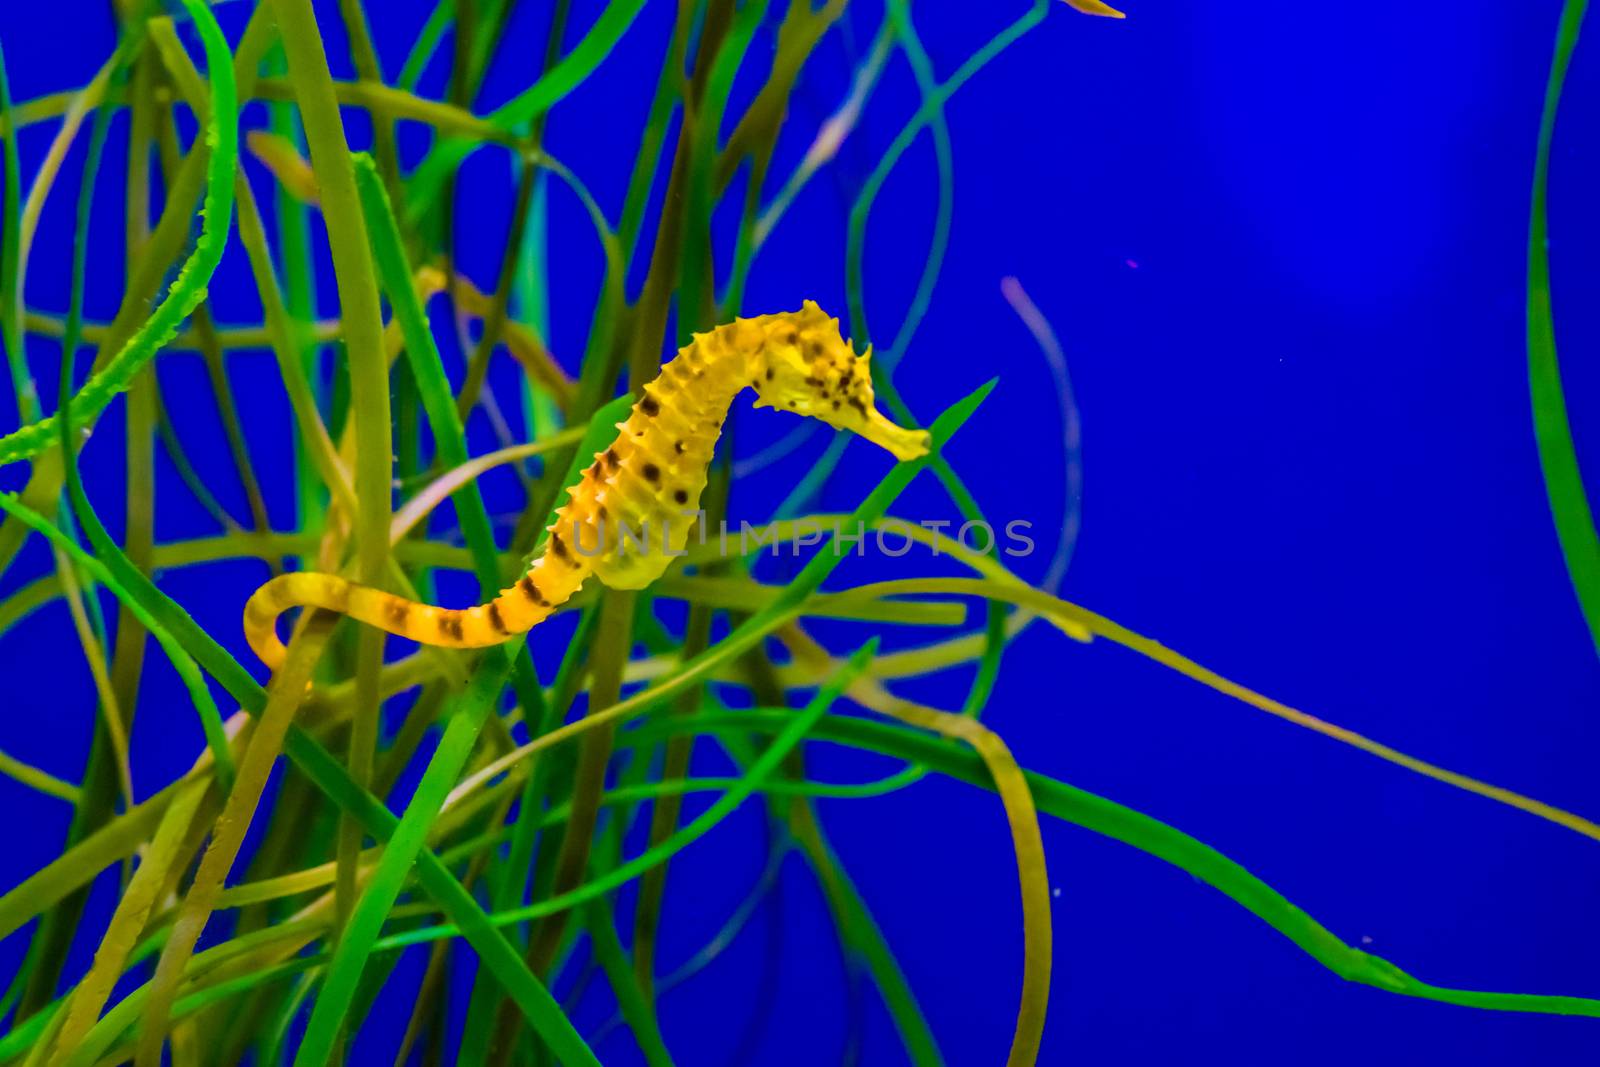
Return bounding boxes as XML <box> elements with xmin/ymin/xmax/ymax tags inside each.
<box><xmin>243</xmin><ymin>301</ymin><xmax>930</xmax><ymax>670</ymax></box>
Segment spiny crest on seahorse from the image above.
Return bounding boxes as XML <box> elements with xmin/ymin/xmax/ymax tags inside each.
<box><xmin>242</xmin><ymin>301</ymin><xmax>930</xmax><ymax>670</ymax></box>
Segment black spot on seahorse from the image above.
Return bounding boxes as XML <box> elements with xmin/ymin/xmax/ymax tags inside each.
<box><xmin>386</xmin><ymin>600</ymin><xmax>410</xmax><ymax>626</ymax></box>
<box><xmin>550</xmin><ymin>531</ymin><xmax>571</xmax><ymax>562</ymax></box>
<box><xmin>674</xmin><ymin>488</ymin><xmax>689</xmax><ymax>505</ymax></box>
<box><xmin>487</xmin><ymin>602</ymin><xmax>508</xmax><ymax>634</ymax></box>
<box><xmin>848</xmin><ymin>397</ymin><xmax>868</xmax><ymax>417</ymax></box>
<box><xmin>519</xmin><ymin>575</ymin><xmax>548</xmax><ymax>606</ymax></box>
<box><xmin>603</xmin><ymin>448</ymin><xmax>620</xmax><ymax>471</ymax></box>
<box><xmin>642</xmin><ymin>463</ymin><xmax>661</xmax><ymax>483</ymax></box>
<box><xmin>640</xmin><ymin>395</ymin><xmax>660</xmax><ymax>417</ymax></box>
<box><xmin>766</xmin><ymin>368</ymin><xmax>775</xmax><ymax>381</ymax></box>
<box><xmin>439</xmin><ymin>612</ymin><xmax>465</xmax><ymax>641</ymax></box>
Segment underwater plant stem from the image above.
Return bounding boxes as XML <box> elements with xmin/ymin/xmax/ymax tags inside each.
<box><xmin>666</xmin><ymin>710</ymin><xmax>1600</xmax><ymax>1021</ymax></box>
<box><xmin>52</xmin><ymin>554</ymin><xmax>133</xmax><ymax>815</ymax></box>
<box><xmin>46</xmin><ymin>777</ymin><xmax>214</xmax><ymax>1064</ymax></box>
<box><xmin>21</xmin><ymin>308</ymin><xmax>344</xmax><ymax>352</ymax></box>
<box><xmin>620</xmin><ymin>0</ymin><xmax>755</xmax><ymax>391</ymax></box>
<box><xmin>859</xmin><ymin>0</ymin><xmax>955</xmax><ymax>373</ymax></box>
<box><xmin>717</xmin><ymin>0</ymin><xmax>847</xmax><ymax>311</ymax></box>
<box><xmin>999</xmin><ymin>275</ymin><xmax>1082</xmax><ymax>590</ymax></box>
<box><xmin>616</xmin><ymin>3</ymin><xmax>689</xmax><ymax>267</ymax></box>
<box><xmin>1527</xmin><ymin>0</ymin><xmax>1600</xmax><ymax>656</ymax></box>
<box><xmin>250</xmin><ymin>74</ymin><xmax>518</xmax><ymax>145</ymax></box>
<box><xmin>849</xmin><ymin>575</ymin><xmax>1600</xmax><ymax>844</ymax></box>
<box><xmin>106</xmin><ymin>33</ymin><xmax>158</xmax><ymax>807</ymax></box>
<box><xmin>456</xmin><ymin>152</ymin><xmax>539</xmax><ymax>418</ymax></box>
<box><xmin>489</xmin><ymin>591</ymin><xmax>635</xmax><ymax>1060</ymax></box>
<box><xmin>388</xmin><ymin>428</ymin><xmax>585</xmax><ymax>540</ymax></box>
<box><xmin>188</xmin><ymin>308</ymin><xmax>276</xmax><ymax>547</ymax></box>
<box><xmin>14</xmin><ymin>52</ymin><xmax>117</xmax><ymax>315</ymax></box>
<box><xmin>632</xmin><ymin>598</ymin><xmax>716</xmax><ymax>1000</ymax></box>
<box><xmin>336</xmin><ymin>0</ymin><xmax>403</xmax><ymax>209</ymax></box>
<box><xmin>0</xmin><ymin>39</ymin><xmax>33</xmax><ymax>426</ymax></box>
<box><xmin>270</xmin><ymin>0</ymin><xmax>391</xmax><ymax>586</ymax></box>
<box><xmin>784</xmin><ymin>626</ymin><xmax>1052</xmax><ymax>1066</ymax></box>
<box><xmin>584</xmin><ymin>897</ymin><xmax>677</xmax><ymax>1067</ymax></box>
<box><xmin>0</xmin><ymin>748</ymin><xmax>80</xmax><ymax>805</ymax></box>
<box><xmin>134</xmin><ymin>618</ymin><xmax>335</xmax><ymax>1067</ymax></box>
<box><xmin>232</xmin><ymin>174</ymin><xmax>359</xmax><ymax>516</ymax></box>
<box><xmin>785</xmin><ymin>799</ymin><xmax>946</xmax><ymax>1066</ymax></box>
<box><xmin>523</xmin><ymin>590</ymin><xmax>637</xmax><ymax>975</ymax></box>
<box><xmin>455</xmin><ymin>0</ymin><xmax>568</xmax><ymax>424</ymax></box>
<box><xmin>676</xmin><ymin>0</ymin><xmax>766</xmax><ymax>332</ymax></box>
<box><xmin>102</xmin><ymin>120</ymin><xmax>159</xmax><ymax>882</ymax></box>
<box><xmin>398</xmin><ymin>0</ymin><xmax>454</xmax><ymax>91</ymax></box>
<box><xmin>270</xmin><ymin>0</ymin><xmax>395</xmax><ymax>957</ymax></box>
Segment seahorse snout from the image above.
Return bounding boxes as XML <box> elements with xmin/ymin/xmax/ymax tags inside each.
<box><xmin>854</xmin><ymin>406</ymin><xmax>930</xmax><ymax>461</ymax></box>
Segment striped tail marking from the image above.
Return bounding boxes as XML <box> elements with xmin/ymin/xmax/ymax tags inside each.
<box><xmin>242</xmin><ymin>553</ymin><xmax>587</xmax><ymax>671</ymax></box>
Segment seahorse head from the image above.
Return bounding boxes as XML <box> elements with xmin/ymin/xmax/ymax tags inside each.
<box><xmin>748</xmin><ymin>301</ymin><xmax>931</xmax><ymax>462</ymax></box>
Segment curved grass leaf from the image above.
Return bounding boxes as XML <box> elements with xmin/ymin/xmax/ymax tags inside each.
<box><xmin>1527</xmin><ymin>0</ymin><xmax>1599</xmax><ymax>655</ymax></box>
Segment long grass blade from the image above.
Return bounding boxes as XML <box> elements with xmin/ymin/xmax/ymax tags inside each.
<box><xmin>1526</xmin><ymin>0</ymin><xmax>1599</xmax><ymax>655</ymax></box>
